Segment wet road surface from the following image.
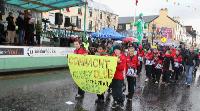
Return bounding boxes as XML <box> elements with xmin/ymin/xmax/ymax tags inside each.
<box><xmin>0</xmin><ymin>69</ymin><xmax>200</xmax><ymax>111</ymax></box>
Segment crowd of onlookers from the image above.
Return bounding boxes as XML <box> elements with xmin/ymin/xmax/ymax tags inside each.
<box><xmin>0</xmin><ymin>11</ymin><xmax>42</xmax><ymax>46</ymax></box>
<box><xmin>73</xmin><ymin>39</ymin><xmax>200</xmax><ymax>109</ymax></box>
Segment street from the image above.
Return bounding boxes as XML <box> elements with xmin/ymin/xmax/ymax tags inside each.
<box><xmin>0</xmin><ymin>69</ymin><xmax>200</xmax><ymax>111</ymax></box>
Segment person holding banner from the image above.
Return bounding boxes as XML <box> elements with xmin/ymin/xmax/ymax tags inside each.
<box><xmin>74</xmin><ymin>40</ymin><xmax>87</xmax><ymax>98</ymax></box>
<box><xmin>95</xmin><ymin>45</ymin><xmax>108</xmax><ymax>103</ymax></box>
<box><xmin>111</xmin><ymin>45</ymin><xmax>126</xmax><ymax>109</ymax></box>
<box><xmin>144</xmin><ymin>49</ymin><xmax>154</xmax><ymax>82</ymax></box>
<box><xmin>126</xmin><ymin>47</ymin><xmax>138</xmax><ymax>101</ymax></box>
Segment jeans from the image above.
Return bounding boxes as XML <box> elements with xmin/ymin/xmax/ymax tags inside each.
<box><xmin>18</xmin><ymin>30</ymin><xmax>25</xmax><ymax>45</ymax></box>
<box><xmin>112</xmin><ymin>79</ymin><xmax>124</xmax><ymax>104</ymax></box>
<box><xmin>185</xmin><ymin>65</ymin><xmax>194</xmax><ymax>85</ymax></box>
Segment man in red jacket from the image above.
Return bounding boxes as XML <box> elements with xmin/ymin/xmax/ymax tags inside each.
<box><xmin>111</xmin><ymin>45</ymin><xmax>126</xmax><ymax>109</ymax></box>
<box><xmin>73</xmin><ymin>40</ymin><xmax>87</xmax><ymax>98</ymax></box>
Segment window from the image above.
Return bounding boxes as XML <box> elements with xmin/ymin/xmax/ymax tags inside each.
<box><xmin>89</xmin><ymin>9</ymin><xmax>92</xmax><ymax>17</ymax></box>
<box><xmin>118</xmin><ymin>25</ymin><xmax>123</xmax><ymax>29</ymax></box>
<box><xmin>89</xmin><ymin>21</ymin><xmax>92</xmax><ymax>30</ymax></box>
<box><xmin>78</xmin><ymin>8</ymin><xmax>82</xmax><ymax>15</ymax></box>
<box><xmin>66</xmin><ymin>8</ymin><xmax>70</xmax><ymax>12</ymax></box>
<box><xmin>78</xmin><ymin>18</ymin><xmax>81</xmax><ymax>29</ymax></box>
<box><xmin>100</xmin><ymin>12</ymin><xmax>102</xmax><ymax>19</ymax></box>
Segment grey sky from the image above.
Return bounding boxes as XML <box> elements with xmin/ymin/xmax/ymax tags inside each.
<box><xmin>94</xmin><ymin>0</ymin><xmax>200</xmax><ymax>32</ymax></box>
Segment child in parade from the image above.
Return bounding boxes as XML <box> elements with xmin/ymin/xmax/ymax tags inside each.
<box><xmin>172</xmin><ymin>50</ymin><xmax>183</xmax><ymax>82</ymax></box>
<box><xmin>153</xmin><ymin>50</ymin><xmax>163</xmax><ymax>84</ymax></box>
<box><xmin>95</xmin><ymin>45</ymin><xmax>108</xmax><ymax>103</ymax></box>
<box><xmin>74</xmin><ymin>40</ymin><xmax>88</xmax><ymax>98</ymax></box>
<box><xmin>145</xmin><ymin>49</ymin><xmax>154</xmax><ymax>82</ymax></box>
<box><xmin>162</xmin><ymin>50</ymin><xmax>172</xmax><ymax>84</ymax></box>
<box><xmin>126</xmin><ymin>46</ymin><xmax>138</xmax><ymax>101</ymax></box>
<box><xmin>137</xmin><ymin>45</ymin><xmax>145</xmax><ymax>75</ymax></box>
<box><xmin>111</xmin><ymin>45</ymin><xmax>126</xmax><ymax>109</ymax></box>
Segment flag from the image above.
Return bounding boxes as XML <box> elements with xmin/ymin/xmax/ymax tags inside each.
<box><xmin>136</xmin><ymin>0</ymin><xmax>138</xmax><ymax>6</ymax></box>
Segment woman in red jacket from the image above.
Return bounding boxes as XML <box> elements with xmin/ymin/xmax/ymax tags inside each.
<box><xmin>145</xmin><ymin>49</ymin><xmax>154</xmax><ymax>82</ymax></box>
<box><xmin>137</xmin><ymin>45</ymin><xmax>145</xmax><ymax>75</ymax></box>
<box><xmin>172</xmin><ymin>50</ymin><xmax>183</xmax><ymax>82</ymax></box>
<box><xmin>126</xmin><ymin>46</ymin><xmax>138</xmax><ymax>101</ymax></box>
<box><xmin>111</xmin><ymin>45</ymin><xmax>126</xmax><ymax>109</ymax></box>
<box><xmin>74</xmin><ymin>40</ymin><xmax>87</xmax><ymax>98</ymax></box>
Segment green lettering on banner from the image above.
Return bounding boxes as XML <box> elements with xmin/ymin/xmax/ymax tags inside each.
<box><xmin>68</xmin><ymin>54</ymin><xmax>117</xmax><ymax>94</ymax></box>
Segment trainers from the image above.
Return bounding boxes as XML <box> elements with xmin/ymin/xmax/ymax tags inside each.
<box><xmin>145</xmin><ymin>78</ymin><xmax>149</xmax><ymax>82</ymax></box>
<box><xmin>187</xmin><ymin>84</ymin><xmax>191</xmax><ymax>87</ymax></box>
<box><xmin>155</xmin><ymin>81</ymin><xmax>158</xmax><ymax>84</ymax></box>
<box><xmin>75</xmin><ymin>94</ymin><xmax>83</xmax><ymax>98</ymax></box>
<box><xmin>111</xmin><ymin>101</ymin><xmax>118</xmax><ymax>109</ymax></box>
<box><xmin>119</xmin><ymin>103</ymin><xmax>124</xmax><ymax>110</ymax></box>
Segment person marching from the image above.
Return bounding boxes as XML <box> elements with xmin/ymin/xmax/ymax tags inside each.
<box><xmin>137</xmin><ymin>45</ymin><xmax>145</xmax><ymax>75</ymax></box>
<box><xmin>74</xmin><ymin>40</ymin><xmax>88</xmax><ymax>98</ymax></box>
<box><xmin>126</xmin><ymin>46</ymin><xmax>138</xmax><ymax>101</ymax></box>
<box><xmin>153</xmin><ymin>50</ymin><xmax>163</xmax><ymax>84</ymax></box>
<box><xmin>172</xmin><ymin>50</ymin><xmax>183</xmax><ymax>82</ymax></box>
<box><xmin>95</xmin><ymin>45</ymin><xmax>108</xmax><ymax>103</ymax></box>
<box><xmin>144</xmin><ymin>49</ymin><xmax>154</xmax><ymax>82</ymax></box>
<box><xmin>162</xmin><ymin>49</ymin><xmax>172</xmax><ymax>84</ymax></box>
<box><xmin>111</xmin><ymin>45</ymin><xmax>126</xmax><ymax>109</ymax></box>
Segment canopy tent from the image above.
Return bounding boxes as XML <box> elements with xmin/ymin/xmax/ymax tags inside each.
<box><xmin>6</xmin><ymin>0</ymin><xmax>85</xmax><ymax>12</ymax></box>
<box><xmin>91</xmin><ymin>28</ymin><xmax>125</xmax><ymax>40</ymax></box>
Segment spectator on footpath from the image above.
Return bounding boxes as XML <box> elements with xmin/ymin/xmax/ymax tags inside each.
<box><xmin>6</xmin><ymin>12</ymin><xmax>16</xmax><ymax>45</ymax></box>
<box><xmin>35</xmin><ymin>20</ymin><xmax>42</xmax><ymax>46</ymax></box>
<box><xmin>16</xmin><ymin>11</ymin><xmax>25</xmax><ymax>45</ymax></box>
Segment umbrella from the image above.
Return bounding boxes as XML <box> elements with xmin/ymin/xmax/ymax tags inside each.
<box><xmin>122</xmin><ymin>37</ymin><xmax>139</xmax><ymax>43</ymax></box>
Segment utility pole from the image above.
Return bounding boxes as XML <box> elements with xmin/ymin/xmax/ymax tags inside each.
<box><xmin>83</xmin><ymin>0</ymin><xmax>87</xmax><ymax>42</ymax></box>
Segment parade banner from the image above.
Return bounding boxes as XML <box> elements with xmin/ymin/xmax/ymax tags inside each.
<box><xmin>68</xmin><ymin>54</ymin><xmax>118</xmax><ymax>94</ymax></box>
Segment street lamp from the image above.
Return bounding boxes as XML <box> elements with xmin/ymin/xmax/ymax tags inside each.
<box><xmin>152</xmin><ymin>24</ymin><xmax>156</xmax><ymax>45</ymax></box>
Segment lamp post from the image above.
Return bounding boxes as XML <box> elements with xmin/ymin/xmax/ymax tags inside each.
<box><xmin>152</xmin><ymin>24</ymin><xmax>156</xmax><ymax>45</ymax></box>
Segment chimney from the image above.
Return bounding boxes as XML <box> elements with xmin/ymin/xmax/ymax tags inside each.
<box><xmin>160</xmin><ymin>8</ymin><xmax>168</xmax><ymax>16</ymax></box>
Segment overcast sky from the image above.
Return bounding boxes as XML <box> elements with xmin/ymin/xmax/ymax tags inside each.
<box><xmin>94</xmin><ymin>0</ymin><xmax>200</xmax><ymax>32</ymax></box>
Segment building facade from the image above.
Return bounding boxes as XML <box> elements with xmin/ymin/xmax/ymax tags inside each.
<box><xmin>118</xmin><ymin>8</ymin><xmax>187</xmax><ymax>44</ymax></box>
<box><xmin>42</xmin><ymin>0</ymin><xmax>118</xmax><ymax>32</ymax></box>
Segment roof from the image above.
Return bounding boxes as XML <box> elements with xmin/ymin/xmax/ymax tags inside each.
<box><xmin>118</xmin><ymin>15</ymin><xmax>158</xmax><ymax>24</ymax></box>
<box><xmin>6</xmin><ymin>0</ymin><xmax>85</xmax><ymax>12</ymax></box>
<box><xmin>88</xmin><ymin>0</ymin><xmax>116</xmax><ymax>15</ymax></box>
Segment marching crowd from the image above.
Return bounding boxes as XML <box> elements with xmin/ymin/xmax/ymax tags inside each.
<box><xmin>73</xmin><ymin>39</ymin><xmax>200</xmax><ymax>109</ymax></box>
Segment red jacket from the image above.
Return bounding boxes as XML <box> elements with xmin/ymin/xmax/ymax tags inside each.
<box><xmin>126</xmin><ymin>55</ymin><xmax>138</xmax><ymax>70</ymax></box>
<box><xmin>145</xmin><ymin>52</ymin><xmax>154</xmax><ymax>65</ymax></box>
<box><xmin>153</xmin><ymin>56</ymin><xmax>163</xmax><ymax>69</ymax></box>
<box><xmin>173</xmin><ymin>54</ymin><xmax>182</xmax><ymax>69</ymax></box>
<box><xmin>113</xmin><ymin>54</ymin><xmax>126</xmax><ymax>80</ymax></box>
<box><xmin>173</xmin><ymin>54</ymin><xmax>182</xmax><ymax>63</ymax></box>
<box><xmin>171</xmin><ymin>48</ymin><xmax>176</xmax><ymax>58</ymax></box>
<box><xmin>74</xmin><ymin>48</ymin><xmax>87</xmax><ymax>54</ymax></box>
<box><xmin>137</xmin><ymin>49</ymin><xmax>145</xmax><ymax>57</ymax></box>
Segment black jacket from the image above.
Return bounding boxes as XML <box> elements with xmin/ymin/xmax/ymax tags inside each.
<box><xmin>6</xmin><ymin>16</ymin><xmax>15</xmax><ymax>31</ymax></box>
<box><xmin>185</xmin><ymin>52</ymin><xmax>199</xmax><ymax>66</ymax></box>
<box><xmin>16</xmin><ymin>16</ymin><xmax>24</xmax><ymax>30</ymax></box>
